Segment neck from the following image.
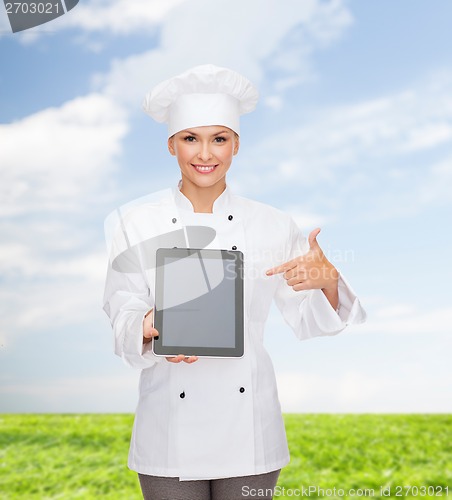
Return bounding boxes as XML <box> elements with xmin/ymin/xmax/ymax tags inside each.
<box><xmin>179</xmin><ymin>179</ymin><xmax>226</xmax><ymax>213</ymax></box>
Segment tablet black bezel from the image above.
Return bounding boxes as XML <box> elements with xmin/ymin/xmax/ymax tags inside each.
<box><xmin>152</xmin><ymin>247</ymin><xmax>244</xmax><ymax>358</ymax></box>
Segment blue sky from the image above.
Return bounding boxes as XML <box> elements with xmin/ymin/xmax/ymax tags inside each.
<box><xmin>1</xmin><ymin>0</ymin><xmax>451</xmax><ymax>413</ymax></box>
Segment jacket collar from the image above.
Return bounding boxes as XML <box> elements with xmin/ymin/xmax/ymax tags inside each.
<box><xmin>174</xmin><ymin>180</ymin><xmax>232</xmax><ymax>213</ymax></box>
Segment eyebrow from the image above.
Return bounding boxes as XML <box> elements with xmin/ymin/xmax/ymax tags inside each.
<box><xmin>183</xmin><ymin>129</ymin><xmax>231</xmax><ymax>137</ymax></box>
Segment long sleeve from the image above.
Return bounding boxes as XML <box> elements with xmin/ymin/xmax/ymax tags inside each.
<box><xmin>102</xmin><ymin>208</ymin><xmax>164</xmax><ymax>370</ymax></box>
<box><xmin>273</xmin><ymin>220</ymin><xmax>366</xmax><ymax>340</ymax></box>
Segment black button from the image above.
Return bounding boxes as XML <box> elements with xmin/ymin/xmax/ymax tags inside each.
<box><xmin>179</xmin><ymin>392</ymin><xmax>185</xmax><ymax>399</ymax></box>
<box><xmin>232</xmin><ymin>245</ymin><xmax>237</xmax><ymax>250</ymax></box>
<box><xmin>228</xmin><ymin>215</ymin><xmax>233</xmax><ymax>221</ymax></box>
<box><xmin>239</xmin><ymin>387</ymin><xmax>245</xmax><ymax>393</ymax></box>
<box><xmin>172</xmin><ymin>218</ymin><xmax>177</xmax><ymax>223</ymax></box>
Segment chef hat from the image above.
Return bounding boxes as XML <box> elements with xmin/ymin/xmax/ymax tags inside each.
<box><xmin>143</xmin><ymin>64</ymin><xmax>259</xmax><ymax>137</ymax></box>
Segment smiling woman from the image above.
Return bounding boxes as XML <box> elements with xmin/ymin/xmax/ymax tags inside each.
<box><xmin>168</xmin><ymin>126</ymin><xmax>239</xmax><ymax>212</ymax></box>
<box><xmin>102</xmin><ymin>64</ymin><xmax>366</xmax><ymax>500</ymax></box>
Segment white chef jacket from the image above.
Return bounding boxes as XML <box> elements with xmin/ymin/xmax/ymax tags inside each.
<box><xmin>103</xmin><ymin>184</ymin><xmax>366</xmax><ymax>481</ymax></box>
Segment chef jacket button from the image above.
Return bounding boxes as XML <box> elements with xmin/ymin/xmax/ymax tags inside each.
<box><xmin>232</xmin><ymin>245</ymin><xmax>237</xmax><ymax>250</ymax></box>
<box><xmin>172</xmin><ymin>218</ymin><xmax>177</xmax><ymax>224</ymax></box>
<box><xmin>228</xmin><ymin>215</ymin><xmax>233</xmax><ymax>221</ymax></box>
<box><xmin>180</xmin><ymin>391</ymin><xmax>185</xmax><ymax>399</ymax></box>
<box><xmin>239</xmin><ymin>387</ymin><xmax>245</xmax><ymax>393</ymax></box>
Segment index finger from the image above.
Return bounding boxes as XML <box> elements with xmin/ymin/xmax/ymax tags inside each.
<box><xmin>266</xmin><ymin>258</ymin><xmax>297</xmax><ymax>276</ymax></box>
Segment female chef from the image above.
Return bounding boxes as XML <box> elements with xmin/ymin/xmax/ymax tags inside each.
<box><xmin>103</xmin><ymin>64</ymin><xmax>366</xmax><ymax>500</ymax></box>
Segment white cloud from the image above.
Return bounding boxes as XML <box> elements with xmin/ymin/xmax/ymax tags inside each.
<box><xmin>266</xmin><ymin>295</ymin><xmax>451</xmax><ymax>413</ymax></box>
<box><xmin>1</xmin><ymin>0</ymin><xmax>188</xmax><ymax>41</ymax></box>
<box><xmin>282</xmin><ymin>205</ymin><xmax>331</xmax><ymax>230</ymax></box>
<box><xmin>0</xmin><ymin>93</ymin><xmax>128</xmax><ymax>216</ymax></box>
<box><xmin>255</xmin><ymin>79</ymin><xmax>452</xmax><ymax>180</ymax></box>
<box><xmin>264</xmin><ymin>95</ymin><xmax>284</xmax><ymax>112</ymax></box>
<box><xmin>276</xmin><ymin>369</ymin><xmax>452</xmax><ymax>413</ymax></box>
<box><xmin>0</xmin><ymin>248</ymin><xmax>108</xmax><ymax>344</ymax></box>
<box><xmin>0</xmin><ymin>92</ymin><xmax>132</xmax><ymax>344</ymax></box>
<box><xmin>263</xmin><ymin>0</ymin><xmax>352</xmax><ymax>84</ymax></box>
<box><xmin>96</xmin><ymin>0</ymin><xmax>352</xmax><ymax>109</ymax></box>
<box><xmin>361</xmin><ymin>304</ymin><xmax>452</xmax><ymax>336</ymax></box>
<box><xmin>234</xmin><ymin>70</ymin><xmax>452</xmax><ymax>219</ymax></box>
<box><xmin>0</xmin><ymin>371</ymin><xmax>140</xmax><ymax>412</ymax></box>
<box><xmin>418</xmin><ymin>156</ymin><xmax>452</xmax><ymax>206</ymax></box>
<box><xmin>400</xmin><ymin>122</ymin><xmax>452</xmax><ymax>152</ymax></box>
<box><xmin>61</xmin><ymin>0</ymin><xmax>187</xmax><ymax>34</ymax></box>
<box><xmin>0</xmin><ymin>241</ymin><xmax>106</xmax><ymax>282</ymax></box>
<box><xmin>4</xmin><ymin>0</ymin><xmax>352</xmax><ymax>58</ymax></box>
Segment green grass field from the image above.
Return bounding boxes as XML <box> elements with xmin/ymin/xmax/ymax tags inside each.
<box><xmin>0</xmin><ymin>414</ymin><xmax>450</xmax><ymax>499</ymax></box>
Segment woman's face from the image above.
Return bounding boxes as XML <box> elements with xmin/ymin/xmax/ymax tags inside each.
<box><xmin>168</xmin><ymin>125</ymin><xmax>239</xmax><ymax>191</ymax></box>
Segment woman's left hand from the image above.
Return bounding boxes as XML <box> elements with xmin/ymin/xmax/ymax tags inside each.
<box><xmin>266</xmin><ymin>228</ymin><xmax>339</xmax><ymax>308</ymax></box>
<box><xmin>166</xmin><ymin>354</ymin><xmax>198</xmax><ymax>364</ymax></box>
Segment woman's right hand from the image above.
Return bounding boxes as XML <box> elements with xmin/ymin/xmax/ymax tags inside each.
<box><xmin>143</xmin><ymin>309</ymin><xmax>159</xmax><ymax>344</ymax></box>
<box><xmin>143</xmin><ymin>309</ymin><xmax>198</xmax><ymax>364</ymax></box>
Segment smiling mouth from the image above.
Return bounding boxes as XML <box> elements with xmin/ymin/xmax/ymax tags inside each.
<box><xmin>191</xmin><ymin>164</ymin><xmax>218</xmax><ymax>173</ymax></box>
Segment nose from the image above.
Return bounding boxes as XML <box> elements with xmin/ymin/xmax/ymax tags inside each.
<box><xmin>197</xmin><ymin>142</ymin><xmax>213</xmax><ymax>162</ymax></box>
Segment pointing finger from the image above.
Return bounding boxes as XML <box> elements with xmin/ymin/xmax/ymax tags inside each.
<box><xmin>266</xmin><ymin>258</ymin><xmax>297</xmax><ymax>276</ymax></box>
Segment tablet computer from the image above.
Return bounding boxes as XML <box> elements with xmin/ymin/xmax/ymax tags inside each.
<box><xmin>152</xmin><ymin>247</ymin><xmax>244</xmax><ymax>358</ymax></box>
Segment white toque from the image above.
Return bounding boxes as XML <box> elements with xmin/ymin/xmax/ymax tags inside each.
<box><xmin>143</xmin><ymin>64</ymin><xmax>259</xmax><ymax>137</ymax></box>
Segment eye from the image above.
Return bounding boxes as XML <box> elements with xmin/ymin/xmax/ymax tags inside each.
<box><xmin>183</xmin><ymin>135</ymin><xmax>196</xmax><ymax>142</ymax></box>
<box><xmin>214</xmin><ymin>136</ymin><xmax>227</xmax><ymax>143</ymax></box>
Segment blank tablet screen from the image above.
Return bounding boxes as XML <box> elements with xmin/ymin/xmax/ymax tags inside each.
<box><xmin>152</xmin><ymin>248</ymin><xmax>244</xmax><ymax>357</ymax></box>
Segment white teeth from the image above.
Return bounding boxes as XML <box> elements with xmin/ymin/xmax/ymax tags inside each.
<box><xmin>194</xmin><ymin>165</ymin><xmax>215</xmax><ymax>172</ymax></box>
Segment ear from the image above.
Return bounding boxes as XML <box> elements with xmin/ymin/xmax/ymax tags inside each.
<box><xmin>168</xmin><ymin>136</ymin><xmax>176</xmax><ymax>156</ymax></box>
<box><xmin>233</xmin><ymin>135</ymin><xmax>240</xmax><ymax>156</ymax></box>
